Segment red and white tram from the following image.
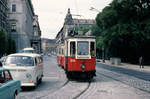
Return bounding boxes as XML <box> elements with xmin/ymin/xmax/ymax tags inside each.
<box><xmin>57</xmin><ymin>36</ymin><xmax>96</xmax><ymax>79</ymax></box>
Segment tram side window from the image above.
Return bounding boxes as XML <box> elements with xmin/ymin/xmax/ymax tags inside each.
<box><xmin>56</xmin><ymin>48</ymin><xmax>58</xmax><ymax>55</ymax></box>
<box><xmin>59</xmin><ymin>48</ymin><xmax>61</xmax><ymax>55</ymax></box>
<box><xmin>90</xmin><ymin>42</ymin><xmax>95</xmax><ymax>57</ymax></box>
<box><xmin>70</xmin><ymin>42</ymin><xmax>75</xmax><ymax>56</ymax></box>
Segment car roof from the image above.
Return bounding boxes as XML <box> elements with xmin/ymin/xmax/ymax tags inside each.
<box><xmin>23</xmin><ymin>48</ymin><xmax>35</xmax><ymax>50</ymax></box>
<box><xmin>7</xmin><ymin>53</ymin><xmax>41</xmax><ymax>58</ymax></box>
<box><xmin>0</xmin><ymin>67</ymin><xmax>9</xmax><ymax>71</ymax></box>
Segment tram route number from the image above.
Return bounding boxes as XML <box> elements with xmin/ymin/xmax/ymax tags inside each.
<box><xmin>70</xmin><ymin>59</ymin><xmax>76</xmax><ymax>62</ymax></box>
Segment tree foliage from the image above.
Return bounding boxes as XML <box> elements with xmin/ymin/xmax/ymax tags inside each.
<box><xmin>0</xmin><ymin>29</ymin><xmax>16</xmax><ymax>57</ymax></box>
<box><xmin>0</xmin><ymin>29</ymin><xmax>8</xmax><ymax>57</ymax></box>
<box><xmin>92</xmin><ymin>0</ymin><xmax>150</xmax><ymax>64</ymax></box>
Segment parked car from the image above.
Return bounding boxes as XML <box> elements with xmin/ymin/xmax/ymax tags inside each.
<box><xmin>19</xmin><ymin>47</ymin><xmax>36</xmax><ymax>53</ymax></box>
<box><xmin>3</xmin><ymin>53</ymin><xmax>43</xmax><ymax>88</ymax></box>
<box><xmin>0</xmin><ymin>68</ymin><xmax>21</xmax><ymax>99</ymax></box>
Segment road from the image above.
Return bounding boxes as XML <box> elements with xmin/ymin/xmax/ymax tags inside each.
<box><xmin>18</xmin><ymin>55</ymin><xmax>150</xmax><ymax>99</ymax></box>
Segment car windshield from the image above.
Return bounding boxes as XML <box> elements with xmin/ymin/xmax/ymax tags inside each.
<box><xmin>23</xmin><ymin>50</ymin><xmax>34</xmax><ymax>53</ymax></box>
<box><xmin>77</xmin><ymin>41</ymin><xmax>89</xmax><ymax>55</ymax></box>
<box><xmin>5</xmin><ymin>56</ymin><xmax>34</xmax><ymax>66</ymax></box>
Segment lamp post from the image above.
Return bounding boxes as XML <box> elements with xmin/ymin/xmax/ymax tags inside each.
<box><xmin>102</xmin><ymin>46</ymin><xmax>105</xmax><ymax>63</ymax></box>
<box><xmin>89</xmin><ymin>7</ymin><xmax>100</xmax><ymax>13</ymax></box>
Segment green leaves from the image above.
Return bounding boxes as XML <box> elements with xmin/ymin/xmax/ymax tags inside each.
<box><xmin>92</xmin><ymin>0</ymin><xmax>150</xmax><ymax>64</ymax></box>
<box><xmin>0</xmin><ymin>29</ymin><xmax>8</xmax><ymax>57</ymax></box>
<box><xmin>0</xmin><ymin>29</ymin><xmax>16</xmax><ymax>57</ymax></box>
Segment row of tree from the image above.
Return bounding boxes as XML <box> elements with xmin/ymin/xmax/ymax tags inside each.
<box><xmin>0</xmin><ymin>29</ymin><xmax>16</xmax><ymax>58</ymax></box>
<box><xmin>92</xmin><ymin>0</ymin><xmax>150</xmax><ymax>64</ymax></box>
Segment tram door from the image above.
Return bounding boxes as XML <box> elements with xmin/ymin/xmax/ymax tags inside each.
<box><xmin>64</xmin><ymin>41</ymin><xmax>68</xmax><ymax>69</ymax></box>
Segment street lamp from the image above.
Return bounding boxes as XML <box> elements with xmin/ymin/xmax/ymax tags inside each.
<box><xmin>89</xmin><ymin>7</ymin><xmax>100</xmax><ymax>13</ymax></box>
<box><xmin>102</xmin><ymin>46</ymin><xmax>105</xmax><ymax>63</ymax></box>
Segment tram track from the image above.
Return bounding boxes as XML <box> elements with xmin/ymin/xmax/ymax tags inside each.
<box><xmin>96</xmin><ymin>71</ymin><xmax>150</xmax><ymax>94</ymax></box>
<box><xmin>37</xmin><ymin>79</ymin><xmax>70</xmax><ymax>99</ymax></box>
<box><xmin>73</xmin><ymin>80</ymin><xmax>91</xmax><ymax>99</ymax></box>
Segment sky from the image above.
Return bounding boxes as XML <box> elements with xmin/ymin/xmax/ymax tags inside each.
<box><xmin>32</xmin><ymin>0</ymin><xmax>113</xmax><ymax>39</ymax></box>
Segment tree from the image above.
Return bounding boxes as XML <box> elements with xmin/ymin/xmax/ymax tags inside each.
<box><xmin>0</xmin><ymin>29</ymin><xmax>8</xmax><ymax>57</ymax></box>
<box><xmin>7</xmin><ymin>36</ymin><xmax>16</xmax><ymax>54</ymax></box>
<box><xmin>93</xmin><ymin>0</ymin><xmax>150</xmax><ymax>64</ymax></box>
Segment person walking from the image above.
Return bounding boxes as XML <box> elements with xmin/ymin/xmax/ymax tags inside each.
<box><xmin>0</xmin><ymin>61</ymin><xmax>2</xmax><ymax>67</ymax></box>
<box><xmin>139</xmin><ymin>56</ymin><xmax>144</xmax><ymax>68</ymax></box>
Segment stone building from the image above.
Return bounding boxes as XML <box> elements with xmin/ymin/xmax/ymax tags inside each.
<box><xmin>32</xmin><ymin>15</ymin><xmax>42</xmax><ymax>53</ymax></box>
<box><xmin>8</xmin><ymin>0</ymin><xmax>41</xmax><ymax>53</ymax></box>
<box><xmin>0</xmin><ymin>0</ymin><xmax>8</xmax><ymax>32</ymax></box>
<box><xmin>42</xmin><ymin>38</ymin><xmax>56</xmax><ymax>54</ymax></box>
<box><xmin>56</xmin><ymin>8</ymin><xmax>95</xmax><ymax>44</ymax></box>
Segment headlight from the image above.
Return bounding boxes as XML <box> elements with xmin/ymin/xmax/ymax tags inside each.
<box><xmin>81</xmin><ymin>64</ymin><xmax>85</xmax><ymax>69</ymax></box>
<box><xmin>26</xmin><ymin>73</ymin><xmax>32</xmax><ymax>79</ymax></box>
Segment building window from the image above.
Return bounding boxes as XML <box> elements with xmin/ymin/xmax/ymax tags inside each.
<box><xmin>11</xmin><ymin>23</ymin><xmax>16</xmax><ymax>32</ymax></box>
<box><xmin>12</xmin><ymin>4</ymin><xmax>16</xmax><ymax>12</ymax></box>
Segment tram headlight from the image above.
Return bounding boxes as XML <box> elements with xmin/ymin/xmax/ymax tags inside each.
<box><xmin>26</xmin><ymin>73</ymin><xmax>32</xmax><ymax>79</ymax></box>
<box><xmin>81</xmin><ymin>64</ymin><xmax>85</xmax><ymax>69</ymax></box>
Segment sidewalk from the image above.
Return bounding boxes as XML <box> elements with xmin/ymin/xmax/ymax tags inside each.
<box><xmin>97</xmin><ymin>59</ymin><xmax>150</xmax><ymax>73</ymax></box>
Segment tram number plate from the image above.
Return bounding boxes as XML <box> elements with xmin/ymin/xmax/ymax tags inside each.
<box><xmin>70</xmin><ymin>59</ymin><xmax>75</xmax><ymax>62</ymax></box>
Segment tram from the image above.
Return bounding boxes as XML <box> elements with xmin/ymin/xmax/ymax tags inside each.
<box><xmin>56</xmin><ymin>36</ymin><xmax>96</xmax><ymax>79</ymax></box>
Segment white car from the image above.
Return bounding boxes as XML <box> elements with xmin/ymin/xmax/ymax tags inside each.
<box><xmin>20</xmin><ymin>48</ymin><xmax>36</xmax><ymax>53</ymax></box>
<box><xmin>3</xmin><ymin>53</ymin><xmax>43</xmax><ymax>87</ymax></box>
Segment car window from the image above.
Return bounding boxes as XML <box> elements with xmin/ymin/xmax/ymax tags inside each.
<box><xmin>0</xmin><ymin>71</ymin><xmax>5</xmax><ymax>84</ymax></box>
<box><xmin>23</xmin><ymin>50</ymin><xmax>34</xmax><ymax>53</ymax></box>
<box><xmin>4</xmin><ymin>71</ymin><xmax>12</xmax><ymax>82</ymax></box>
<box><xmin>35</xmin><ymin>58</ymin><xmax>38</xmax><ymax>66</ymax></box>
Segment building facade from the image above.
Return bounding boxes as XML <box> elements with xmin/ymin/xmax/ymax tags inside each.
<box><xmin>0</xmin><ymin>0</ymin><xmax>8</xmax><ymax>32</ymax></box>
<box><xmin>32</xmin><ymin>15</ymin><xmax>42</xmax><ymax>53</ymax></box>
<box><xmin>42</xmin><ymin>38</ymin><xmax>56</xmax><ymax>55</ymax></box>
<box><xmin>56</xmin><ymin>8</ymin><xmax>95</xmax><ymax>44</ymax></box>
<box><xmin>8</xmin><ymin>0</ymin><xmax>41</xmax><ymax>53</ymax></box>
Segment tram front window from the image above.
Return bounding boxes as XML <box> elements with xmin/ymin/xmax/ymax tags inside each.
<box><xmin>77</xmin><ymin>42</ymin><xmax>89</xmax><ymax>55</ymax></box>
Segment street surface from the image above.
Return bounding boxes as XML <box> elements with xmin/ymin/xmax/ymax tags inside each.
<box><xmin>17</xmin><ymin>55</ymin><xmax>150</xmax><ymax>99</ymax></box>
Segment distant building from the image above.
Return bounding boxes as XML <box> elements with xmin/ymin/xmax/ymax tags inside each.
<box><xmin>0</xmin><ymin>0</ymin><xmax>9</xmax><ymax>32</ymax></box>
<box><xmin>42</xmin><ymin>38</ymin><xmax>56</xmax><ymax>54</ymax></box>
<box><xmin>32</xmin><ymin>15</ymin><xmax>42</xmax><ymax>53</ymax></box>
<box><xmin>7</xmin><ymin>0</ymin><xmax>41</xmax><ymax>53</ymax></box>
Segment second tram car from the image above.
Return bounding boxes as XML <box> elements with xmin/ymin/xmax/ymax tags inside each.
<box><xmin>57</xmin><ymin>36</ymin><xmax>96</xmax><ymax>79</ymax></box>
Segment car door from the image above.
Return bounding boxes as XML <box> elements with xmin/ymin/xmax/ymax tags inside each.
<box><xmin>4</xmin><ymin>70</ymin><xmax>15</xmax><ymax>98</ymax></box>
<box><xmin>0</xmin><ymin>71</ymin><xmax>10</xmax><ymax>99</ymax></box>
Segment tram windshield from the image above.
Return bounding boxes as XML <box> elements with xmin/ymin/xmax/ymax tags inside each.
<box><xmin>77</xmin><ymin>42</ymin><xmax>89</xmax><ymax>55</ymax></box>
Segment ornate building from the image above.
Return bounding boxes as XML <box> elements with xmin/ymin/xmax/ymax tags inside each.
<box><xmin>56</xmin><ymin>8</ymin><xmax>95</xmax><ymax>44</ymax></box>
<box><xmin>32</xmin><ymin>15</ymin><xmax>42</xmax><ymax>53</ymax></box>
<box><xmin>8</xmin><ymin>0</ymin><xmax>41</xmax><ymax>53</ymax></box>
<box><xmin>0</xmin><ymin>0</ymin><xmax>8</xmax><ymax>32</ymax></box>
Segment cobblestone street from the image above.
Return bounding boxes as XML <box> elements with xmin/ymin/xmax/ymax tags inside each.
<box><xmin>17</xmin><ymin>56</ymin><xmax>150</xmax><ymax>99</ymax></box>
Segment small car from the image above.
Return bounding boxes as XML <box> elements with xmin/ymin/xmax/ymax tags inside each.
<box><xmin>0</xmin><ymin>68</ymin><xmax>21</xmax><ymax>99</ymax></box>
<box><xmin>19</xmin><ymin>47</ymin><xmax>36</xmax><ymax>53</ymax></box>
<box><xmin>3</xmin><ymin>53</ymin><xmax>43</xmax><ymax>87</ymax></box>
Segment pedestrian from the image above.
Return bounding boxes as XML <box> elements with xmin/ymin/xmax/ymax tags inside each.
<box><xmin>139</xmin><ymin>56</ymin><xmax>144</xmax><ymax>68</ymax></box>
<box><xmin>0</xmin><ymin>61</ymin><xmax>2</xmax><ymax>67</ymax></box>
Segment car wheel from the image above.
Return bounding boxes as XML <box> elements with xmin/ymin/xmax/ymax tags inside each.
<box><xmin>13</xmin><ymin>93</ymin><xmax>16</xmax><ymax>99</ymax></box>
<box><xmin>33</xmin><ymin>78</ymin><xmax>38</xmax><ymax>89</ymax></box>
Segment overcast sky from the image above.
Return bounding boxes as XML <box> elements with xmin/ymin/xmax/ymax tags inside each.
<box><xmin>32</xmin><ymin>0</ymin><xmax>112</xmax><ymax>39</ymax></box>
